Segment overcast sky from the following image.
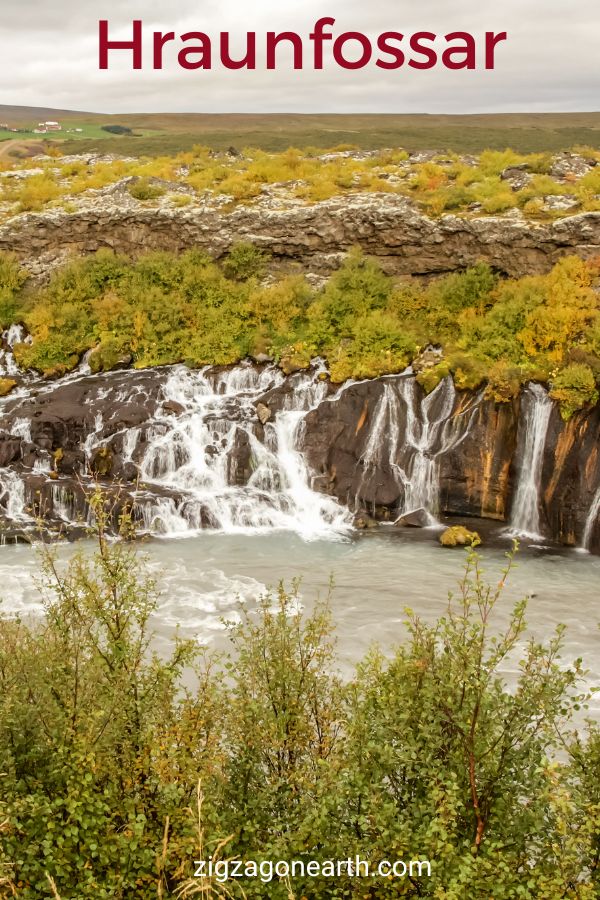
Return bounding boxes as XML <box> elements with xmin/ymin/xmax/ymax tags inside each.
<box><xmin>0</xmin><ymin>0</ymin><xmax>598</xmax><ymax>114</ymax></box>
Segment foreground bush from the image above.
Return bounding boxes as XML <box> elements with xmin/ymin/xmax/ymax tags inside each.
<box><xmin>0</xmin><ymin>507</ymin><xmax>597</xmax><ymax>897</ymax></box>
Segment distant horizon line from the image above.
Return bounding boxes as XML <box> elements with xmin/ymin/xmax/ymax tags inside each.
<box><xmin>1</xmin><ymin>105</ymin><xmax>600</xmax><ymax>118</ymax></box>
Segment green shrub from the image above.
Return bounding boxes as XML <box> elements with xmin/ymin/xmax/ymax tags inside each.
<box><xmin>13</xmin><ymin>173</ymin><xmax>61</xmax><ymax>212</ymax></box>
<box><xmin>3</xmin><ymin>247</ymin><xmax>600</xmax><ymax>394</ymax></box>
<box><xmin>222</xmin><ymin>242</ymin><xmax>269</xmax><ymax>281</ymax></box>
<box><xmin>416</xmin><ymin>360</ymin><xmax>451</xmax><ymax>393</ymax></box>
<box><xmin>0</xmin><ymin>508</ymin><xmax>595</xmax><ymax>899</ymax></box>
<box><xmin>0</xmin><ymin>252</ymin><xmax>26</xmax><ymax>294</ymax></box>
<box><xmin>170</xmin><ymin>193</ymin><xmax>192</xmax><ymax>207</ymax></box>
<box><xmin>128</xmin><ymin>178</ymin><xmax>166</xmax><ymax>201</ymax></box>
<box><xmin>550</xmin><ymin>362</ymin><xmax>599</xmax><ymax>418</ymax></box>
<box><xmin>88</xmin><ymin>336</ymin><xmax>131</xmax><ymax>373</ymax></box>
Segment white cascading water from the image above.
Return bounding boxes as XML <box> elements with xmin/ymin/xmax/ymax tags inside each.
<box><xmin>0</xmin><ymin>470</ymin><xmax>28</xmax><ymax>522</ymax></box>
<box><xmin>0</xmin><ymin>354</ymin><xmax>352</xmax><ymax>540</ymax></box>
<box><xmin>581</xmin><ymin>487</ymin><xmax>600</xmax><ymax>552</ymax></box>
<box><xmin>0</xmin><ymin>325</ymin><xmax>30</xmax><ymax>378</ymax></box>
<box><xmin>358</xmin><ymin>374</ymin><xmax>477</xmax><ymax>524</ymax></box>
<box><xmin>509</xmin><ymin>382</ymin><xmax>553</xmax><ymax>539</ymax></box>
<box><xmin>127</xmin><ymin>363</ymin><xmax>352</xmax><ymax>540</ymax></box>
<box><xmin>396</xmin><ymin>376</ymin><xmax>459</xmax><ymax>520</ymax></box>
<box><xmin>357</xmin><ymin>380</ymin><xmax>405</xmax><ymax>502</ymax></box>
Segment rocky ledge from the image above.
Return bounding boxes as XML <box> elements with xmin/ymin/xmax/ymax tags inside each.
<box><xmin>1</xmin><ymin>193</ymin><xmax>599</xmax><ymax>281</ymax></box>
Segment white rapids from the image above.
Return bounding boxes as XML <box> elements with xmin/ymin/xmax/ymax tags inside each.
<box><xmin>112</xmin><ymin>362</ymin><xmax>351</xmax><ymax>540</ymax></box>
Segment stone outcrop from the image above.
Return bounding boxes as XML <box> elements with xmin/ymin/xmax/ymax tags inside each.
<box><xmin>1</xmin><ymin>194</ymin><xmax>599</xmax><ymax>281</ymax></box>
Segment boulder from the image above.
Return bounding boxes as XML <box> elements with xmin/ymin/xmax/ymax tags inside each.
<box><xmin>256</xmin><ymin>402</ymin><xmax>272</xmax><ymax>425</ymax></box>
<box><xmin>550</xmin><ymin>152</ymin><xmax>596</xmax><ymax>181</ymax></box>
<box><xmin>412</xmin><ymin>345</ymin><xmax>443</xmax><ymax>374</ymax></box>
<box><xmin>0</xmin><ymin>433</ymin><xmax>22</xmax><ymax>467</ymax></box>
<box><xmin>394</xmin><ymin>507</ymin><xmax>431</xmax><ymax>528</ymax></box>
<box><xmin>353</xmin><ymin>512</ymin><xmax>378</xmax><ymax>529</ymax></box>
<box><xmin>500</xmin><ymin>165</ymin><xmax>533</xmax><ymax>191</ymax></box>
<box><xmin>162</xmin><ymin>400</ymin><xmax>186</xmax><ymax>415</ymax></box>
<box><xmin>440</xmin><ymin>525</ymin><xmax>481</xmax><ymax>547</ymax></box>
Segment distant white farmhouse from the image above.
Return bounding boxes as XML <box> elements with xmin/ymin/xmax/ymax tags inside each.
<box><xmin>33</xmin><ymin>121</ymin><xmax>63</xmax><ymax>134</ymax></box>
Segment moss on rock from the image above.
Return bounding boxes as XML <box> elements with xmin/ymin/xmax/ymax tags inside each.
<box><xmin>440</xmin><ymin>525</ymin><xmax>481</xmax><ymax>547</ymax></box>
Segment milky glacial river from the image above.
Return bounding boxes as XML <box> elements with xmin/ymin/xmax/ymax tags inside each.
<box><xmin>2</xmin><ymin>527</ymin><xmax>599</xmax><ymax>716</ymax></box>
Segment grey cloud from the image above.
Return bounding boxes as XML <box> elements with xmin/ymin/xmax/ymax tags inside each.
<box><xmin>0</xmin><ymin>0</ymin><xmax>597</xmax><ymax>113</ymax></box>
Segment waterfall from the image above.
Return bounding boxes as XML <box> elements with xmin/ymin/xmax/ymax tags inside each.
<box><xmin>357</xmin><ymin>380</ymin><xmax>406</xmax><ymax>503</ymax></box>
<box><xmin>0</xmin><ymin>325</ymin><xmax>30</xmax><ymax>378</ymax></box>
<box><xmin>358</xmin><ymin>375</ymin><xmax>476</xmax><ymax>524</ymax></box>
<box><xmin>396</xmin><ymin>376</ymin><xmax>459</xmax><ymax>521</ymax></box>
<box><xmin>509</xmin><ymin>383</ymin><xmax>553</xmax><ymax>539</ymax></box>
<box><xmin>581</xmin><ymin>487</ymin><xmax>600</xmax><ymax>552</ymax></box>
<box><xmin>0</xmin><ymin>471</ymin><xmax>30</xmax><ymax>522</ymax></box>
<box><xmin>128</xmin><ymin>363</ymin><xmax>352</xmax><ymax>540</ymax></box>
<box><xmin>0</xmin><ymin>358</ymin><xmax>353</xmax><ymax>541</ymax></box>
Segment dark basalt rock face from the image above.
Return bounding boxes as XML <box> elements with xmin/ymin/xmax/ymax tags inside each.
<box><xmin>301</xmin><ymin>378</ymin><xmax>519</xmax><ymax>520</ymax></box>
<box><xmin>438</xmin><ymin>397</ymin><xmax>519</xmax><ymax>521</ymax></box>
<box><xmin>300</xmin><ymin>375</ymin><xmax>600</xmax><ymax>553</ymax></box>
<box><xmin>1</xmin><ymin>369</ymin><xmax>163</xmax><ymax>451</ymax></box>
<box><xmin>540</xmin><ymin>404</ymin><xmax>600</xmax><ymax>552</ymax></box>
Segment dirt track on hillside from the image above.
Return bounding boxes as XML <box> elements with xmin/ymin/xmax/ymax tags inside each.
<box><xmin>0</xmin><ymin>139</ymin><xmax>43</xmax><ymax>160</ymax></box>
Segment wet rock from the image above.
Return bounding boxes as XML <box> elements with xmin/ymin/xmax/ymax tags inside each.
<box><xmin>353</xmin><ymin>512</ymin><xmax>378</xmax><ymax>529</ymax></box>
<box><xmin>0</xmin><ymin>433</ymin><xmax>22</xmax><ymax>467</ymax></box>
<box><xmin>0</xmin><ymin>359</ymin><xmax>599</xmax><ymax>553</ymax></box>
<box><xmin>90</xmin><ymin>446</ymin><xmax>113</xmax><ymax>477</ymax></box>
<box><xmin>438</xmin><ymin>396</ymin><xmax>519</xmax><ymax>521</ymax></box>
<box><xmin>536</xmin><ymin>402</ymin><xmax>600</xmax><ymax>552</ymax></box>
<box><xmin>256</xmin><ymin>402</ymin><xmax>272</xmax><ymax>425</ymax></box>
<box><xmin>395</xmin><ymin>507</ymin><xmax>430</xmax><ymax>528</ymax></box>
<box><xmin>227</xmin><ymin>428</ymin><xmax>254</xmax><ymax>485</ymax></box>
<box><xmin>54</xmin><ymin>448</ymin><xmax>85</xmax><ymax>476</ymax></box>
<box><xmin>440</xmin><ymin>525</ymin><xmax>480</xmax><ymax>547</ymax></box>
<box><xmin>112</xmin><ymin>460</ymin><xmax>139</xmax><ymax>482</ymax></box>
<box><xmin>163</xmin><ymin>400</ymin><xmax>185</xmax><ymax>415</ymax></box>
<box><xmin>302</xmin><ymin>378</ymin><xmax>405</xmax><ymax>511</ymax></box>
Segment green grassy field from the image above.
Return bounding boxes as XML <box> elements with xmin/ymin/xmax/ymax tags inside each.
<box><xmin>0</xmin><ymin>123</ymin><xmax>125</xmax><ymax>143</ymax></box>
<box><xmin>1</xmin><ymin>107</ymin><xmax>600</xmax><ymax>156</ymax></box>
<box><xmin>0</xmin><ymin>120</ymin><xmax>159</xmax><ymax>148</ymax></box>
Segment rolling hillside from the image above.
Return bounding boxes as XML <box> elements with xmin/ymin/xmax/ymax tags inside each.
<box><xmin>1</xmin><ymin>107</ymin><xmax>600</xmax><ymax>155</ymax></box>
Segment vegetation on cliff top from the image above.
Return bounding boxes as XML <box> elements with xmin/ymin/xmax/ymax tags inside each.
<box><xmin>0</xmin><ymin>144</ymin><xmax>599</xmax><ymax>218</ymax></box>
<box><xmin>1</xmin><ymin>247</ymin><xmax>599</xmax><ymax>417</ymax></box>
<box><xmin>0</xmin><ymin>507</ymin><xmax>598</xmax><ymax>898</ymax></box>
